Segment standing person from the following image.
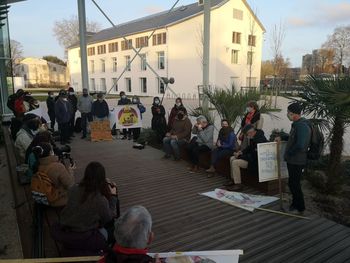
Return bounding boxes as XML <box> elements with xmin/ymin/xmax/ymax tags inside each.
<box><xmin>168</xmin><ymin>97</ymin><xmax>187</xmax><ymax>131</ymax></box>
<box><xmin>162</xmin><ymin>109</ymin><xmax>192</xmax><ymax>161</ymax></box>
<box><xmin>130</xmin><ymin>95</ymin><xmax>145</xmax><ymax>142</ymax></box>
<box><xmin>280</xmin><ymin>103</ymin><xmax>311</xmax><ymax>215</ymax></box>
<box><xmin>187</xmin><ymin>116</ymin><xmax>214</xmax><ymax>173</ymax></box>
<box><xmin>151</xmin><ymin>97</ymin><xmax>167</xmax><ymax>143</ymax></box>
<box><xmin>239</xmin><ymin>101</ymin><xmax>263</xmax><ymax>150</ymax></box>
<box><xmin>67</xmin><ymin>87</ymin><xmax>78</xmax><ymax>137</ymax></box>
<box><xmin>92</xmin><ymin>93</ymin><xmax>110</xmax><ymax>121</ymax></box>
<box><xmin>55</xmin><ymin>90</ymin><xmax>72</xmax><ymax>145</ymax></box>
<box><xmin>206</xmin><ymin>119</ymin><xmax>237</xmax><ymax>174</ymax></box>
<box><xmin>117</xmin><ymin>91</ymin><xmax>131</xmax><ymax>140</ymax></box>
<box><xmin>78</xmin><ymin>88</ymin><xmax>93</xmax><ymax>139</ymax></box>
<box><xmin>46</xmin><ymin>91</ymin><xmax>56</xmax><ymax>131</ymax></box>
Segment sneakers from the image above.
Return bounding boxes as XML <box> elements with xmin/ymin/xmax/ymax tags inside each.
<box><xmin>206</xmin><ymin>166</ymin><xmax>216</xmax><ymax>173</ymax></box>
<box><xmin>189</xmin><ymin>166</ymin><xmax>199</xmax><ymax>173</ymax></box>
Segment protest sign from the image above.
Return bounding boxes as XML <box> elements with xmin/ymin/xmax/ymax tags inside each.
<box><xmin>109</xmin><ymin>105</ymin><xmax>142</xmax><ymax>129</ymax></box>
<box><xmin>148</xmin><ymin>250</ymin><xmax>243</xmax><ymax>263</ymax></box>
<box><xmin>201</xmin><ymin>188</ymin><xmax>279</xmax><ymax>212</ymax></box>
<box><xmin>257</xmin><ymin>142</ymin><xmax>289</xmax><ymax>183</ymax></box>
<box><xmin>25</xmin><ymin>106</ymin><xmax>50</xmax><ymax>122</ymax></box>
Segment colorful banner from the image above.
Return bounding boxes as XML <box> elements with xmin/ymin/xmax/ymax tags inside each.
<box><xmin>148</xmin><ymin>250</ymin><xmax>243</xmax><ymax>263</ymax></box>
<box><xmin>201</xmin><ymin>189</ymin><xmax>279</xmax><ymax>212</ymax></box>
<box><xmin>109</xmin><ymin>105</ymin><xmax>142</xmax><ymax>129</ymax></box>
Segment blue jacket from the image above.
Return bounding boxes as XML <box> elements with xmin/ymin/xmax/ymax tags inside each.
<box><xmin>55</xmin><ymin>99</ymin><xmax>72</xmax><ymax>124</ymax></box>
<box><xmin>219</xmin><ymin>131</ymin><xmax>236</xmax><ymax>150</ymax></box>
<box><xmin>92</xmin><ymin>100</ymin><xmax>109</xmax><ymax>118</ymax></box>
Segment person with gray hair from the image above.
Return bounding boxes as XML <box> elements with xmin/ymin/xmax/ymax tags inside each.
<box><xmin>99</xmin><ymin>206</ymin><xmax>155</xmax><ymax>263</ymax></box>
<box><xmin>187</xmin><ymin>116</ymin><xmax>214</xmax><ymax>173</ymax></box>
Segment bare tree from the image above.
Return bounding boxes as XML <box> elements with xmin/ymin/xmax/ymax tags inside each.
<box><xmin>322</xmin><ymin>26</ymin><xmax>350</xmax><ymax>75</ymax></box>
<box><xmin>246</xmin><ymin>9</ymin><xmax>258</xmax><ymax>90</ymax></box>
<box><xmin>8</xmin><ymin>39</ymin><xmax>23</xmax><ymax>75</ymax></box>
<box><xmin>53</xmin><ymin>15</ymin><xmax>101</xmax><ymax>55</ymax></box>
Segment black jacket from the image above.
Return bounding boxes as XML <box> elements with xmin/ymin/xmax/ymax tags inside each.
<box><xmin>118</xmin><ymin>98</ymin><xmax>131</xmax><ymax>105</ymax></box>
<box><xmin>46</xmin><ymin>96</ymin><xmax>55</xmax><ymax>115</ymax></box>
<box><xmin>92</xmin><ymin>100</ymin><xmax>110</xmax><ymax>118</ymax></box>
<box><xmin>241</xmin><ymin>111</ymin><xmax>261</xmax><ymax>128</ymax></box>
<box><xmin>68</xmin><ymin>95</ymin><xmax>78</xmax><ymax>112</ymax></box>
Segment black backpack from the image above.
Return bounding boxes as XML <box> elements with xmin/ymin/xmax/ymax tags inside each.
<box><xmin>7</xmin><ymin>94</ymin><xmax>18</xmax><ymax>112</ymax></box>
<box><xmin>307</xmin><ymin>121</ymin><xmax>324</xmax><ymax>160</ymax></box>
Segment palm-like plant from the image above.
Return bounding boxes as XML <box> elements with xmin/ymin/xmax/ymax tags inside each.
<box><xmin>293</xmin><ymin>75</ymin><xmax>350</xmax><ymax>192</ymax></box>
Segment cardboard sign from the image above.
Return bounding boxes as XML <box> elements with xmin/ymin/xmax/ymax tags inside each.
<box><xmin>257</xmin><ymin>142</ymin><xmax>289</xmax><ymax>182</ymax></box>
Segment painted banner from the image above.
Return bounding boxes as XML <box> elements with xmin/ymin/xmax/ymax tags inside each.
<box><xmin>201</xmin><ymin>189</ymin><xmax>279</xmax><ymax>212</ymax></box>
<box><xmin>148</xmin><ymin>250</ymin><xmax>243</xmax><ymax>263</ymax></box>
<box><xmin>257</xmin><ymin>142</ymin><xmax>289</xmax><ymax>183</ymax></box>
<box><xmin>109</xmin><ymin>105</ymin><xmax>142</xmax><ymax>129</ymax></box>
<box><xmin>25</xmin><ymin>106</ymin><xmax>50</xmax><ymax>122</ymax></box>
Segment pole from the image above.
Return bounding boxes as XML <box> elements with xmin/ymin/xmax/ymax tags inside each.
<box><xmin>77</xmin><ymin>0</ymin><xmax>89</xmax><ymax>91</ymax></box>
<box><xmin>276</xmin><ymin>141</ymin><xmax>284</xmax><ymax>211</ymax></box>
<box><xmin>202</xmin><ymin>0</ymin><xmax>211</xmax><ymax>108</ymax></box>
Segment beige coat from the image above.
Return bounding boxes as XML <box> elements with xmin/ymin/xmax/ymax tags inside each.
<box><xmin>37</xmin><ymin>155</ymin><xmax>74</xmax><ymax>207</ymax></box>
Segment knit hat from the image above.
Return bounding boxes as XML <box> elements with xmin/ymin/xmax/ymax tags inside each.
<box><xmin>287</xmin><ymin>102</ymin><xmax>302</xmax><ymax>114</ymax></box>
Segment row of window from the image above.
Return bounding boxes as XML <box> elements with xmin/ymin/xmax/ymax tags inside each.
<box><xmin>88</xmin><ymin>52</ymin><xmax>165</xmax><ymax>74</ymax></box>
<box><xmin>232</xmin><ymin>32</ymin><xmax>256</xmax><ymax>46</ymax></box>
<box><xmin>89</xmin><ymin>77</ymin><xmax>165</xmax><ymax>94</ymax></box>
<box><xmin>87</xmin><ymin>33</ymin><xmax>167</xmax><ymax>56</ymax></box>
<box><xmin>231</xmin><ymin>50</ymin><xmax>254</xmax><ymax>65</ymax></box>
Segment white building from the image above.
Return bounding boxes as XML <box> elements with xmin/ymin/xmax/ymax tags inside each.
<box><xmin>68</xmin><ymin>0</ymin><xmax>265</xmax><ymax>99</ymax></box>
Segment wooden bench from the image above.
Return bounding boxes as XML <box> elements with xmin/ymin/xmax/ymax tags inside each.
<box><xmin>180</xmin><ymin>144</ymin><xmax>283</xmax><ymax>195</ymax></box>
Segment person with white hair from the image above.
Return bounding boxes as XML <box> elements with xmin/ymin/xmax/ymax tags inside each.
<box><xmin>187</xmin><ymin>116</ymin><xmax>214</xmax><ymax>173</ymax></box>
<box><xmin>99</xmin><ymin>205</ymin><xmax>155</xmax><ymax>263</ymax></box>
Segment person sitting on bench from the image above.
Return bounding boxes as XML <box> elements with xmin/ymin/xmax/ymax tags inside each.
<box><xmin>99</xmin><ymin>206</ymin><xmax>155</xmax><ymax>263</ymax></box>
<box><xmin>206</xmin><ymin>119</ymin><xmax>237</xmax><ymax>175</ymax></box>
<box><xmin>187</xmin><ymin>116</ymin><xmax>214</xmax><ymax>173</ymax></box>
<box><xmin>227</xmin><ymin>124</ymin><xmax>267</xmax><ymax>191</ymax></box>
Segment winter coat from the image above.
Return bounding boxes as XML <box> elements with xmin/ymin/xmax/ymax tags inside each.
<box><xmin>37</xmin><ymin>155</ymin><xmax>74</xmax><ymax>207</ymax></box>
<box><xmin>55</xmin><ymin>99</ymin><xmax>72</xmax><ymax>124</ymax></box>
<box><xmin>218</xmin><ymin>130</ymin><xmax>237</xmax><ymax>150</ymax></box>
<box><xmin>68</xmin><ymin>94</ymin><xmax>78</xmax><ymax>112</ymax></box>
<box><xmin>241</xmin><ymin>110</ymin><xmax>263</xmax><ymax>129</ymax></box>
<box><xmin>78</xmin><ymin>95</ymin><xmax>93</xmax><ymax>113</ymax></box>
<box><xmin>151</xmin><ymin>105</ymin><xmax>166</xmax><ymax>129</ymax></box>
<box><xmin>284</xmin><ymin>117</ymin><xmax>311</xmax><ymax>166</ymax></box>
<box><xmin>170</xmin><ymin>115</ymin><xmax>192</xmax><ymax>141</ymax></box>
<box><xmin>46</xmin><ymin>97</ymin><xmax>56</xmax><ymax>116</ymax></box>
<box><xmin>15</xmin><ymin>128</ymin><xmax>35</xmax><ymax>163</ymax></box>
<box><xmin>192</xmin><ymin>124</ymin><xmax>214</xmax><ymax>149</ymax></box>
<box><xmin>168</xmin><ymin>105</ymin><xmax>187</xmax><ymax>131</ymax></box>
<box><xmin>118</xmin><ymin>98</ymin><xmax>131</xmax><ymax>105</ymax></box>
<box><xmin>92</xmin><ymin>100</ymin><xmax>110</xmax><ymax>118</ymax></box>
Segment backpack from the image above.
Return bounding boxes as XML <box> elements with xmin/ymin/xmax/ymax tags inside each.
<box><xmin>307</xmin><ymin>121</ymin><xmax>324</xmax><ymax>160</ymax></box>
<box><xmin>7</xmin><ymin>94</ymin><xmax>18</xmax><ymax>112</ymax></box>
<box><xmin>31</xmin><ymin>165</ymin><xmax>59</xmax><ymax>205</ymax></box>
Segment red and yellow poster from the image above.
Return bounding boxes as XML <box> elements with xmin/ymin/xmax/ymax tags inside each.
<box><xmin>113</xmin><ymin>105</ymin><xmax>142</xmax><ymax>129</ymax></box>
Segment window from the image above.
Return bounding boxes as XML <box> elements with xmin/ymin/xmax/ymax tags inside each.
<box><xmin>136</xmin><ymin>36</ymin><xmax>149</xmax><ymax>48</ymax></box>
<box><xmin>158</xmin><ymin>51</ymin><xmax>165</xmax><ymax>70</ymax></box>
<box><xmin>88</xmin><ymin>47</ymin><xmax>95</xmax><ymax>56</ymax></box>
<box><xmin>247</xmin><ymin>51</ymin><xmax>254</xmax><ymax>65</ymax></box>
<box><xmin>230</xmin><ymin>76</ymin><xmax>239</xmax><ymax>91</ymax></box>
<box><xmin>233</xmin><ymin>8</ymin><xmax>243</xmax><ymax>20</ymax></box>
<box><xmin>100</xmin><ymin>59</ymin><xmax>106</xmax><ymax>73</ymax></box>
<box><xmin>121</xmin><ymin>39</ymin><xmax>133</xmax><ymax>50</ymax></box>
<box><xmin>158</xmin><ymin>77</ymin><xmax>165</xmax><ymax>94</ymax></box>
<box><xmin>140</xmin><ymin>54</ymin><xmax>147</xmax><ymax>71</ymax></box>
<box><xmin>112</xmin><ymin>78</ymin><xmax>118</xmax><ymax>91</ymax></box>
<box><xmin>232</xmin><ymin>32</ymin><xmax>241</xmax><ymax>44</ymax></box>
<box><xmin>125</xmin><ymin>78</ymin><xmax>132</xmax><ymax>92</ymax></box>
<box><xmin>231</xmin><ymin>50</ymin><xmax>239</xmax><ymax>64</ymax></box>
<box><xmin>108</xmin><ymin>42</ymin><xmax>118</xmax><ymax>53</ymax></box>
<box><xmin>125</xmin><ymin>56</ymin><xmax>131</xmax><ymax>71</ymax></box>
<box><xmin>97</xmin><ymin>44</ymin><xmax>106</xmax><ymax>54</ymax></box>
<box><xmin>90</xmin><ymin>78</ymin><xmax>96</xmax><ymax>90</ymax></box>
<box><xmin>100</xmin><ymin>78</ymin><xmax>106</xmax><ymax>91</ymax></box>
<box><xmin>140</xmin><ymin>78</ymin><xmax>147</xmax><ymax>93</ymax></box>
<box><xmin>89</xmin><ymin>60</ymin><xmax>95</xmax><ymax>73</ymax></box>
<box><xmin>248</xmin><ymin>35</ymin><xmax>256</xmax><ymax>46</ymax></box>
<box><xmin>112</xmin><ymin>57</ymin><xmax>117</xmax><ymax>72</ymax></box>
<box><xmin>152</xmin><ymin>33</ymin><xmax>167</xmax><ymax>46</ymax></box>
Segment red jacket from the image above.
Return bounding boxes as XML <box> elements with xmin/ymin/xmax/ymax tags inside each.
<box><xmin>99</xmin><ymin>245</ymin><xmax>154</xmax><ymax>263</ymax></box>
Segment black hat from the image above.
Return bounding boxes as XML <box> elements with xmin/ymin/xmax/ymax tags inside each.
<box><xmin>287</xmin><ymin>102</ymin><xmax>302</xmax><ymax>115</ymax></box>
<box><xmin>59</xmin><ymin>89</ymin><xmax>67</xmax><ymax>96</ymax></box>
<box><xmin>242</xmin><ymin>124</ymin><xmax>255</xmax><ymax>134</ymax></box>
<box><xmin>23</xmin><ymin>113</ymin><xmax>39</xmax><ymax>123</ymax></box>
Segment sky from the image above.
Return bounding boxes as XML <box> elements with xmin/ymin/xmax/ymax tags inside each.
<box><xmin>7</xmin><ymin>0</ymin><xmax>350</xmax><ymax>67</ymax></box>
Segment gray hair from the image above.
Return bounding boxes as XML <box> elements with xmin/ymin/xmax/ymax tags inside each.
<box><xmin>115</xmin><ymin>206</ymin><xmax>152</xmax><ymax>249</ymax></box>
<box><xmin>196</xmin><ymin>115</ymin><xmax>207</xmax><ymax>123</ymax></box>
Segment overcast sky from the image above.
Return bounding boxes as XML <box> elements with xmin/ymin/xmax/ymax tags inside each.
<box><xmin>7</xmin><ymin>0</ymin><xmax>350</xmax><ymax>67</ymax></box>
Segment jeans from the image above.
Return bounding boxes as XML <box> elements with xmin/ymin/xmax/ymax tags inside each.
<box><xmin>163</xmin><ymin>137</ymin><xmax>187</xmax><ymax>159</ymax></box>
<box><xmin>287</xmin><ymin>163</ymin><xmax>305</xmax><ymax>212</ymax></box>
<box><xmin>187</xmin><ymin>143</ymin><xmax>211</xmax><ymax>165</ymax></box>
<box><xmin>211</xmin><ymin>148</ymin><xmax>234</xmax><ymax>166</ymax></box>
<box><xmin>81</xmin><ymin>112</ymin><xmax>92</xmax><ymax>137</ymax></box>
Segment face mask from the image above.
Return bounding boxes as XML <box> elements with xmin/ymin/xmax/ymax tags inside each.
<box><xmin>132</xmin><ymin>99</ymin><xmax>138</xmax><ymax>103</ymax></box>
<box><xmin>63</xmin><ymin>98</ymin><xmax>68</xmax><ymax>102</ymax></box>
<box><xmin>69</xmin><ymin>92</ymin><xmax>74</xmax><ymax>95</ymax></box>
<box><xmin>98</xmin><ymin>99</ymin><xmax>103</xmax><ymax>102</ymax></box>
<box><xmin>247</xmin><ymin>107</ymin><xmax>253</xmax><ymax>112</ymax></box>
<box><xmin>176</xmin><ymin>102</ymin><xmax>181</xmax><ymax>107</ymax></box>
<box><xmin>122</xmin><ymin>95</ymin><xmax>126</xmax><ymax>99</ymax></box>
<box><xmin>154</xmin><ymin>100</ymin><xmax>160</xmax><ymax>104</ymax></box>
<box><xmin>177</xmin><ymin>113</ymin><xmax>184</xmax><ymax>120</ymax></box>
<box><xmin>50</xmin><ymin>95</ymin><xmax>54</xmax><ymax>98</ymax></box>
<box><xmin>32</xmin><ymin>129</ymin><xmax>39</xmax><ymax>135</ymax></box>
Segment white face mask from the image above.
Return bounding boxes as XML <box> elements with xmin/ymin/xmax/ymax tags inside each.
<box><xmin>63</xmin><ymin>98</ymin><xmax>68</xmax><ymax>102</ymax></box>
<box><xmin>176</xmin><ymin>102</ymin><xmax>181</xmax><ymax>107</ymax></box>
<box><xmin>122</xmin><ymin>95</ymin><xmax>126</xmax><ymax>99</ymax></box>
<box><xmin>69</xmin><ymin>92</ymin><xmax>75</xmax><ymax>95</ymax></box>
<box><xmin>247</xmin><ymin>107</ymin><xmax>253</xmax><ymax>113</ymax></box>
<box><xmin>154</xmin><ymin>100</ymin><xmax>160</xmax><ymax>104</ymax></box>
<box><xmin>32</xmin><ymin>129</ymin><xmax>39</xmax><ymax>135</ymax></box>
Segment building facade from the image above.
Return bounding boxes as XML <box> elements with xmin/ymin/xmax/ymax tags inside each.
<box><xmin>14</xmin><ymin>57</ymin><xmax>68</xmax><ymax>88</ymax></box>
<box><xmin>302</xmin><ymin>49</ymin><xmax>335</xmax><ymax>75</ymax></box>
<box><xmin>68</xmin><ymin>0</ymin><xmax>265</xmax><ymax>99</ymax></box>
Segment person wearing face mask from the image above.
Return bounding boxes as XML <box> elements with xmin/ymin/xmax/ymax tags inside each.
<box><xmin>78</xmin><ymin>88</ymin><xmax>94</xmax><ymax>139</ymax></box>
<box><xmin>163</xmin><ymin>109</ymin><xmax>192</xmax><ymax>161</ymax></box>
<box><xmin>33</xmin><ymin>142</ymin><xmax>75</xmax><ymax>207</ymax></box>
<box><xmin>168</xmin><ymin>97</ymin><xmax>187</xmax><ymax>131</ymax></box>
<box><xmin>55</xmin><ymin>90</ymin><xmax>73</xmax><ymax>145</ymax></box>
<box><xmin>206</xmin><ymin>119</ymin><xmax>237</xmax><ymax>175</ymax></box>
<box><xmin>227</xmin><ymin>124</ymin><xmax>267</xmax><ymax>191</ymax></box>
<box><xmin>151</xmin><ymin>97</ymin><xmax>167</xmax><ymax>143</ymax></box>
<box><xmin>239</xmin><ymin>101</ymin><xmax>263</xmax><ymax>151</ymax></box>
<box><xmin>92</xmin><ymin>93</ymin><xmax>110</xmax><ymax>121</ymax></box>
<box><xmin>130</xmin><ymin>95</ymin><xmax>145</xmax><ymax>141</ymax></box>
<box><xmin>118</xmin><ymin>91</ymin><xmax>132</xmax><ymax>139</ymax></box>
<box><xmin>67</xmin><ymin>87</ymin><xmax>78</xmax><ymax>137</ymax></box>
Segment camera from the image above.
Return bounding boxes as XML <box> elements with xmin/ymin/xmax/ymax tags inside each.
<box><xmin>54</xmin><ymin>145</ymin><xmax>74</xmax><ymax>166</ymax></box>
